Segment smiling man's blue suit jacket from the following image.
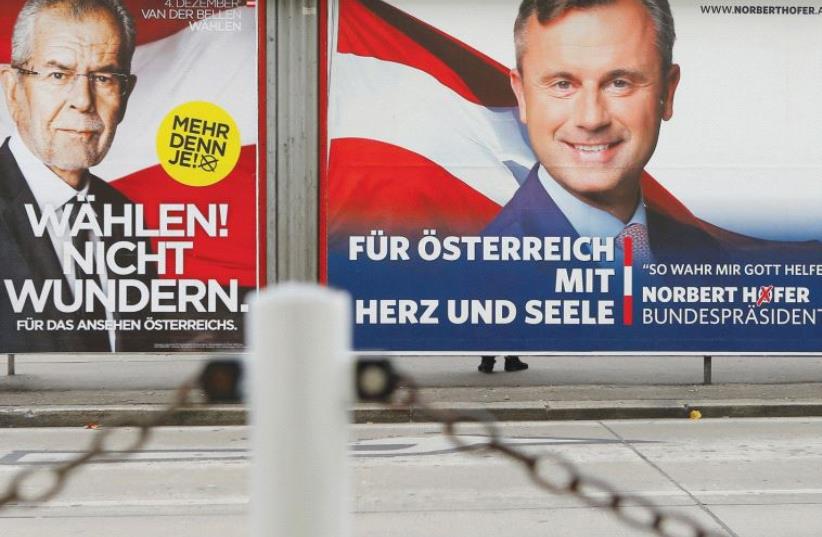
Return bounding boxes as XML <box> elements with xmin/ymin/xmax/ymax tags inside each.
<box><xmin>483</xmin><ymin>165</ymin><xmax>725</xmax><ymax>263</ymax></box>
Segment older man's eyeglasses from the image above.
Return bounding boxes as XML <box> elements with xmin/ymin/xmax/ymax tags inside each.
<box><xmin>12</xmin><ymin>66</ymin><xmax>132</xmax><ymax>98</ymax></box>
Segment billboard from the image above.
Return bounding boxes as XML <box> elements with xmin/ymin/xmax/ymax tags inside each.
<box><xmin>322</xmin><ymin>0</ymin><xmax>822</xmax><ymax>352</ymax></box>
<box><xmin>0</xmin><ymin>0</ymin><xmax>264</xmax><ymax>353</ymax></box>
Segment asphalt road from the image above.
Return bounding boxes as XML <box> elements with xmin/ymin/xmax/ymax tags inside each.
<box><xmin>1</xmin><ymin>418</ymin><xmax>822</xmax><ymax>536</ymax></box>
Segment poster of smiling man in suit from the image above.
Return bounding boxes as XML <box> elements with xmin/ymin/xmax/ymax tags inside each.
<box><xmin>487</xmin><ymin>0</ymin><xmax>724</xmax><ymax>264</ymax></box>
<box><xmin>324</xmin><ymin>0</ymin><xmax>822</xmax><ymax>353</ymax></box>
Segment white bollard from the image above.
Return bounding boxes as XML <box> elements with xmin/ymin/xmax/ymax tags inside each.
<box><xmin>248</xmin><ymin>283</ymin><xmax>352</xmax><ymax>537</ymax></box>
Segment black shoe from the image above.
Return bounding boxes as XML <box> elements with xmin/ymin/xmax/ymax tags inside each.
<box><xmin>504</xmin><ymin>356</ymin><xmax>528</xmax><ymax>372</ymax></box>
<box><xmin>478</xmin><ymin>356</ymin><xmax>496</xmax><ymax>374</ymax></box>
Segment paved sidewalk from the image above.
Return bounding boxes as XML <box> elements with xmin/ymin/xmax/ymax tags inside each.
<box><xmin>1</xmin><ymin>354</ymin><xmax>822</xmax><ymax>426</ymax></box>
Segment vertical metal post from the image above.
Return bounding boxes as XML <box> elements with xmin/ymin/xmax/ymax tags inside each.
<box><xmin>249</xmin><ymin>283</ymin><xmax>352</xmax><ymax>537</ymax></box>
<box><xmin>703</xmin><ymin>355</ymin><xmax>712</xmax><ymax>385</ymax></box>
<box><xmin>273</xmin><ymin>0</ymin><xmax>319</xmax><ymax>282</ymax></box>
<box><xmin>6</xmin><ymin>354</ymin><xmax>14</xmax><ymax>376</ymax></box>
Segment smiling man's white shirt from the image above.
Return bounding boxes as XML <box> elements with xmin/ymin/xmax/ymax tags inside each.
<box><xmin>10</xmin><ymin>132</ymin><xmax>115</xmax><ymax>351</ymax></box>
<box><xmin>537</xmin><ymin>164</ymin><xmax>647</xmax><ymax>239</ymax></box>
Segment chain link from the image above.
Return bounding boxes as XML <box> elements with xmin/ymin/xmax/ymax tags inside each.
<box><xmin>390</xmin><ymin>374</ymin><xmax>727</xmax><ymax>537</ymax></box>
<box><xmin>1</xmin><ymin>361</ymin><xmax>726</xmax><ymax>537</ymax></box>
<box><xmin>0</xmin><ymin>377</ymin><xmax>197</xmax><ymax>509</ymax></box>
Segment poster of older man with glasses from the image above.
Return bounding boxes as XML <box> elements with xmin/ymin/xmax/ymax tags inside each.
<box><xmin>0</xmin><ymin>0</ymin><xmax>262</xmax><ymax>353</ymax></box>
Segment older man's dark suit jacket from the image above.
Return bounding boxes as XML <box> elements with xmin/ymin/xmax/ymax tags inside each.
<box><xmin>484</xmin><ymin>165</ymin><xmax>725</xmax><ymax>263</ymax></box>
<box><xmin>0</xmin><ymin>139</ymin><xmax>150</xmax><ymax>353</ymax></box>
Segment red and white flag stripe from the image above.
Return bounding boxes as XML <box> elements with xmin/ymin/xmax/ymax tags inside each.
<box><xmin>329</xmin><ymin>53</ymin><xmax>532</xmax><ymax>207</ymax></box>
<box><xmin>328</xmin><ymin>0</ymin><xmax>524</xmax><ymax>238</ymax></box>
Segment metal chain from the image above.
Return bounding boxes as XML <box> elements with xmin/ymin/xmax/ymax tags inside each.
<box><xmin>0</xmin><ymin>359</ymin><xmax>725</xmax><ymax>537</ymax></box>
<box><xmin>390</xmin><ymin>374</ymin><xmax>726</xmax><ymax>537</ymax></box>
<box><xmin>0</xmin><ymin>377</ymin><xmax>198</xmax><ymax>509</ymax></box>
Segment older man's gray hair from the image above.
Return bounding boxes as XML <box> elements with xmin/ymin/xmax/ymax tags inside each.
<box><xmin>11</xmin><ymin>0</ymin><xmax>137</xmax><ymax>70</ymax></box>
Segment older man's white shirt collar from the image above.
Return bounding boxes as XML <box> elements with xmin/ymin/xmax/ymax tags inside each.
<box><xmin>537</xmin><ymin>165</ymin><xmax>647</xmax><ymax>238</ymax></box>
<box><xmin>9</xmin><ymin>133</ymin><xmax>88</xmax><ymax>209</ymax></box>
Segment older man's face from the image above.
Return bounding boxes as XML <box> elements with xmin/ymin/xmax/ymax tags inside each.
<box><xmin>3</xmin><ymin>6</ymin><xmax>131</xmax><ymax>176</ymax></box>
<box><xmin>511</xmin><ymin>0</ymin><xmax>680</xmax><ymax>219</ymax></box>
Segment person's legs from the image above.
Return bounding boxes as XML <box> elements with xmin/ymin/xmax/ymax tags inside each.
<box><xmin>504</xmin><ymin>355</ymin><xmax>528</xmax><ymax>372</ymax></box>
<box><xmin>478</xmin><ymin>355</ymin><xmax>496</xmax><ymax>374</ymax></box>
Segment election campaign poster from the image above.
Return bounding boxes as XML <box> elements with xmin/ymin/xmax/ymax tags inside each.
<box><xmin>323</xmin><ymin>0</ymin><xmax>822</xmax><ymax>352</ymax></box>
<box><xmin>0</xmin><ymin>0</ymin><xmax>264</xmax><ymax>353</ymax></box>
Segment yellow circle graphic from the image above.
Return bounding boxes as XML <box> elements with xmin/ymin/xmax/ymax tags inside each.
<box><xmin>156</xmin><ymin>101</ymin><xmax>241</xmax><ymax>187</ymax></box>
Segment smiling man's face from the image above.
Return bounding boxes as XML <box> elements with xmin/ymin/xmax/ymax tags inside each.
<box><xmin>3</xmin><ymin>6</ymin><xmax>131</xmax><ymax>185</ymax></box>
<box><xmin>511</xmin><ymin>0</ymin><xmax>680</xmax><ymax>220</ymax></box>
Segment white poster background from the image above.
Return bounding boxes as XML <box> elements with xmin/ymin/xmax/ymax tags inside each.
<box><xmin>384</xmin><ymin>0</ymin><xmax>822</xmax><ymax>241</ymax></box>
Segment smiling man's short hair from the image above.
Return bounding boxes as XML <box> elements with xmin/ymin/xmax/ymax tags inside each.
<box><xmin>514</xmin><ymin>0</ymin><xmax>676</xmax><ymax>75</ymax></box>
